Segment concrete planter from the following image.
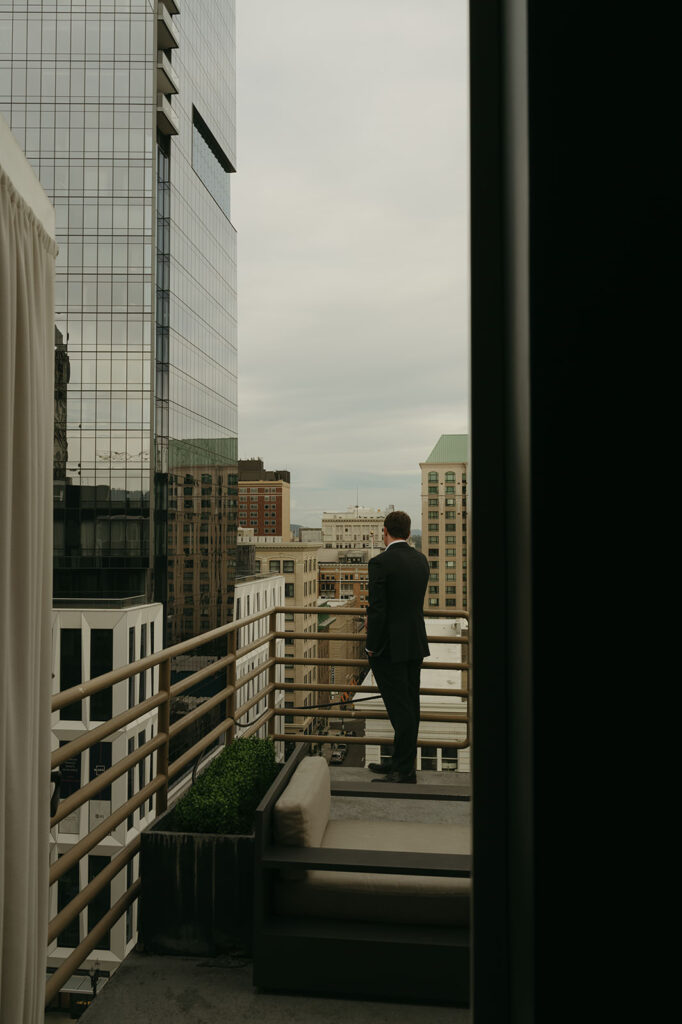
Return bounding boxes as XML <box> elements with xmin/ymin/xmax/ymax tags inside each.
<box><xmin>139</xmin><ymin>805</ymin><xmax>255</xmax><ymax>957</ymax></box>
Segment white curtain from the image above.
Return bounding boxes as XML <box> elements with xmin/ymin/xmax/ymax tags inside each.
<box><xmin>0</xmin><ymin>166</ymin><xmax>57</xmax><ymax>1022</ymax></box>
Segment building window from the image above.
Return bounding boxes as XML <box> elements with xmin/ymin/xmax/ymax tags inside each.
<box><xmin>89</xmin><ymin>741</ymin><xmax>112</xmax><ymax>801</ymax></box>
<box><xmin>285</xmin><ymin>583</ymin><xmax>295</xmax><ymax>598</ymax></box>
<box><xmin>428</xmin><ymin>498</ymin><xmax>439</xmax><ymax>506</ymax></box>
<box><xmin>60</xmin><ymin>628</ymin><xmax>82</xmax><ymax>721</ymax></box>
<box><xmin>192</xmin><ymin>107</ymin><xmax>233</xmax><ymax>217</ymax></box>
<box><xmin>89</xmin><ymin>628</ymin><xmax>113</xmax><ymax>721</ymax></box>
<box><xmin>428</xmin><ymin>471</ymin><xmax>438</xmax><ymax>482</ymax></box>
<box><xmin>445</xmin><ymin>472</ymin><xmax>456</xmax><ymax>482</ymax></box>
<box><xmin>428</xmin><ymin>548</ymin><xmax>439</xmax><ymax>556</ymax></box>
<box><xmin>269</xmin><ymin>560</ymin><xmax>280</xmax><ymax>572</ymax></box>
<box><xmin>57</xmin><ymin>865</ymin><xmax>80</xmax><ymax>948</ymax></box>
<box><xmin>429</xmin><ymin>586</ymin><xmax>439</xmax><ymax>594</ymax></box>
<box><xmin>88</xmin><ymin>855</ymin><xmax>111</xmax><ymax>950</ymax></box>
<box><xmin>139</xmin><ymin>624</ymin><xmax>147</xmax><ymax>701</ymax></box>
<box><xmin>428</xmin><ymin>598</ymin><xmax>439</xmax><ymax>606</ymax></box>
<box><xmin>428</xmin><ymin>486</ymin><xmax>438</xmax><ymax>494</ymax></box>
<box><xmin>283</xmin><ymin>560</ymin><xmax>295</xmax><ymax>573</ymax></box>
<box><xmin>128</xmin><ymin>628</ymin><xmax>136</xmax><ymax>709</ymax></box>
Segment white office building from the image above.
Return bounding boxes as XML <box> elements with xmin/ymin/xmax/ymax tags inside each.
<box><xmin>233</xmin><ymin>573</ymin><xmax>286</xmax><ymax>754</ymax></box>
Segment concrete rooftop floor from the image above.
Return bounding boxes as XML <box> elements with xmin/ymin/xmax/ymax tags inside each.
<box><xmin>69</xmin><ymin>767</ymin><xmax>471</xmax><ymax>1024</ymax></box>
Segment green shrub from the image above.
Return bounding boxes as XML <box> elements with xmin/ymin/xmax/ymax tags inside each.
<box><xmin>170</xmin><ymin>737</ymin><xmax>280</xmax><ymax>835</ymax></box>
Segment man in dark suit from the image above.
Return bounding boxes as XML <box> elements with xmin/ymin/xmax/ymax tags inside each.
<box><xmin>365</xmin><ymin>510</ymin><xmax>430</xmax><ymax>783</ymax></box>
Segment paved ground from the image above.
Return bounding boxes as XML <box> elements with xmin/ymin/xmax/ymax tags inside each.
<box><xmin>329</xmin><ymin>765</ymin><xmax>471</xmax><ymax>826</ymax></box>
<box><xmin>78</xmin><ymin>952</ymin><xmax>469</xmax><ymax>1024</ymax></box>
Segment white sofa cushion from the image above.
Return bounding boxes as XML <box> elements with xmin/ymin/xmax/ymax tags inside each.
<box><xmin>273</xmin><ymin>819</ymin><xmax>470</xmax><ymax>927</ymax></box>
<box><xmin>273</xmin><ymin>756</ymin><xmax>330</xmax><ymax>877</ymax></box>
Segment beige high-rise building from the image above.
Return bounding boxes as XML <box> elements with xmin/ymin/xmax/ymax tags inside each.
<box><xmin>419</xmin><ymin>435</ymin><xmax>469</xmax><ymax>612</ymax></box>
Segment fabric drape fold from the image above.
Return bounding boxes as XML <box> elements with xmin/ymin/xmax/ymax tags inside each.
<box><xmin>0</xmin><ymin>165</ymin><xmax>56</xmax><ymax>1024</ymax></box>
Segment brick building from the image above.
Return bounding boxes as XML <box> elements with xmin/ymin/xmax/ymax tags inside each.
<box><xmin>318</xmin><ymin>550</ymin><xmax>380</xmax><ymax>606</ymax></box>
<box><xmin>237</xmin><ymin>459</ymin><xmax>291</xmax><ymax>538</ymax></box>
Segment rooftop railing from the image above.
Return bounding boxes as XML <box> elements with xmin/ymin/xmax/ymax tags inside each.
<box><xmin>46</xmin><ymin>604</ymin><xmax>469</xmax><ymax>1005</ymax></box>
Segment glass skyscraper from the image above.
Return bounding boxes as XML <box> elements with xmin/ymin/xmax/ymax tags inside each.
<box><xmin>0</xmin><ymin>0</ymin><xmax>238</xmax><ymax>634</ymax></box>
<box><xmin>1</xmin><ymin>0</ymin><xmax>238</xmax><ymax>990</ymax></box>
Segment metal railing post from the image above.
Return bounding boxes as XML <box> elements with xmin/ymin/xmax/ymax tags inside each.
<box><xmin>268</xmin><ymin>610</ymin><xmax>277</xmax><ymax>739</ymax></box>
<box><xmin>155</xmin><ymin>657</ymin><xmax>171</xmax><ymax>816</ymax></box>
<box><xmin>225</xmin><ymin>627</ymin><xmax>237</xmax><ymax>748</ymax></box>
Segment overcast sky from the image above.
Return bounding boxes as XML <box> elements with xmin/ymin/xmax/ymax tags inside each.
<box><xmin>232</xmin><ymin>1</ymin><xmax>469</xmax><ymax>528</ymax></box>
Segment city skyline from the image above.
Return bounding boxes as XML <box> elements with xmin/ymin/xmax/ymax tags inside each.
<box><xmin>233</xmin><ymin>0</ymin><xmax>469</xmax><ymax>526</ymax></box>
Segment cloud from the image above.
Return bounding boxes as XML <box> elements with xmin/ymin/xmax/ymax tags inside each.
<box><xmin>233</xmin><ymin>1</ymin><xmax>469</xmax><ymax>524</ymax></box>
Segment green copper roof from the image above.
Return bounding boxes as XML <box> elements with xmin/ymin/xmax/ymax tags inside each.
<box><xmin>425</xmin><ymin>434</ymin><xmax>468</xmax><ymax>464</ymax></box>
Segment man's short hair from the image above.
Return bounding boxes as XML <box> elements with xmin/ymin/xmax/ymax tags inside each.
<box><xmin>384</xmin><ymin>510</ymin><xmax>411</xmax><ymax>539</ymax></box>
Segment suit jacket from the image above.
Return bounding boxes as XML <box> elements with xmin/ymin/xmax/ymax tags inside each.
<box><xmin>366</xmin><ymin>541</ymin><xmax>430</xmax><ymax>663</ymax></box>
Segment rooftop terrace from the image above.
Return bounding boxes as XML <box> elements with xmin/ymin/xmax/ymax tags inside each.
<box><xmin>72</xmin><ymin>766</ymin><xmax>470</xmax><ymax>1024</ymax></box>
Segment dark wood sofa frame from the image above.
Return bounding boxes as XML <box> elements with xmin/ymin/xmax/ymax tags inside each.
<box><xmin>253</xmin><ymin>743</ymin><xmax>471</xmax><ymax>1006</ymax></box>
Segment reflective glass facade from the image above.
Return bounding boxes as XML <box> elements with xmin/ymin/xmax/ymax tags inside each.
<box><xmin>192</xmin><ymin>106</ymin><xmax>231</xmax><ymax>219</ymax></box>
<box><xmin>1</xmin><ymin>0</ymin><xmax>156</xmax><ymax>599</ymax></box>
<box><xmin>1</xmin><ymin>0</ymin><xmax>238</xmax><ymax>641</ymax></box>
<box><xmin>155</xmin><ymin>0</ymin><xmax>238</xmax><ymax>645</ymax></box>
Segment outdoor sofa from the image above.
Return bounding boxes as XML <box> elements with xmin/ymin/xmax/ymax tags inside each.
<box><xmin>253</xmin><ymin>743</ymin><xmax>471</xmax><ymax>1005</ymax></box>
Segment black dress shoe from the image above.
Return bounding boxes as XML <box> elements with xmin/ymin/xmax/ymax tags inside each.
<box><xmin>367</xmin><ymin>762</ymin><xmax>393</xmax><ymax>774</ymax></box>
<box><xmin>372</xmin><ymin>771</ymin><xmax>417</xmax><ymax>784</ymax></box>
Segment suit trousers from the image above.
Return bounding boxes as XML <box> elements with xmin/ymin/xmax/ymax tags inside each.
<box><xmin>369</xmin><ymin>655</ymin><xmax>422</xmax><ymax>776</ymax></box>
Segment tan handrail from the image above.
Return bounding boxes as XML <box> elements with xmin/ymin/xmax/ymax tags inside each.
<box><xmin>45</xmin><ymin>604</ymin><xmax>469</xmax><ymax>1006</ymax></box>
<box><xmin>47</xmin><ymin>838</ymin><xmax>140</xmax><ymax>943</ymax></box>
<box><xmin>272</xmin><ymin>733</ymin><xmax>470</xmax><ymax>748</ymax></box>
<box><xmin>51</xmin><ymin>733</ymin><xmax>167</xmax><ymax>827</ymax></box>
<box><xmin>51</xmin><ymin>691</ymin><xmax>166</xmax><ymax>770</ymax></box>
<box><xmin>45</xmin><ymin>881</ymin><xmax>141</xmax><ymax>1005</ymax></box>
<box><xmin>276</xmin><ymin>681</ymin><xmax>469</xmax><ymax>697</ymax></box>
